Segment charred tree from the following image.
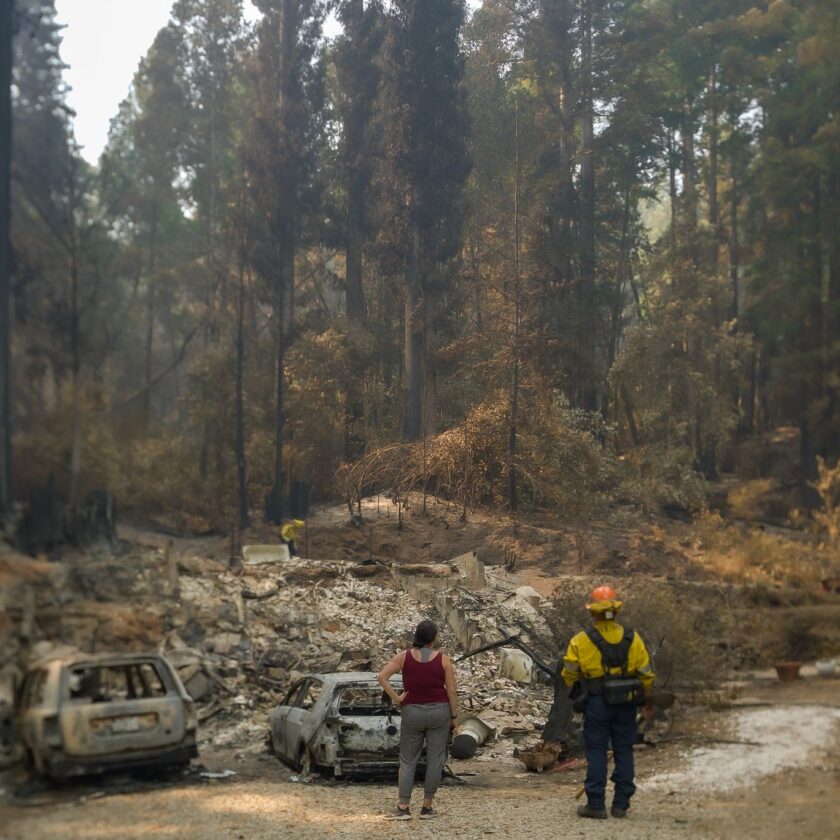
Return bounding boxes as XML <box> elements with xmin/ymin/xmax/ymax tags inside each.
<box><xmin>0</xmin><ymin>0</ymin><xmax>12</xmax><ymax>523</ymax></box>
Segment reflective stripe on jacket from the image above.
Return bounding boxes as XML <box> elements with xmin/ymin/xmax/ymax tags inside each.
<box><xmin>561</xmin><ymin>620</ymin><xmax>655</xmax><ymax>690</ymax></box>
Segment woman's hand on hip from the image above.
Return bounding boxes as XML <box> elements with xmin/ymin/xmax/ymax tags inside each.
<box><xmin>395</xmin><ymin>691</ymin><xmax>408</xmax><ymax>705</ymax></box>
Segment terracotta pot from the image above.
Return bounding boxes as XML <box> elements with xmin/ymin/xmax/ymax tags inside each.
<box><xmin>774</xmin><ymin>661</ymin><xmax>802</xmax><ymax>683</ymax></box>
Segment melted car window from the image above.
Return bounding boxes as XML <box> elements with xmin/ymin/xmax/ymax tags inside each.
<box><xmin>298</xmin><ymin>681</ymin><xmax>323</xmax><ymax>710</ymax></box>
<box><xmin>336</xmin><ymin>686</ymin><xmax>392</xmax><ymax>715</ymax></box>
<box><xmin>68</xmin><ymin>664</ymin><xmax>168</xmax><ymax>703</ymax></box>
<box><xmin>23</xmin><ymin>670</ymin><xmax>48</xmax><ymax>709</ymax></box>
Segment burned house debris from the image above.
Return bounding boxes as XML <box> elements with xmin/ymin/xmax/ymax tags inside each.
<box><xmin>1</xmin><ymin>521</ymin><xmax>582</xmax><ymax>783</ymax></box>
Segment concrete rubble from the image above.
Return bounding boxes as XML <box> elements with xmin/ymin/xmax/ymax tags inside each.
<box><xmin>1</xmin><ymin>534</ymin><xmax>561</xmax><ymax>765</ymax></box>
<box><xmin>393</xmin><ymin>548</ymin><xmax>558</xmax><ymax>761</ymax></box>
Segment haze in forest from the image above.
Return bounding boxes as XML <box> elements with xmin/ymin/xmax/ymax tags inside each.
<box><xmin>1</xmin><ymin>0</ymin><xmax>838</xmax><ymax>548</ymax></box>
<box><xmin>55</xmin><ymin>0</ymin><xmax>260</xmax><ymax>162</ymax></box>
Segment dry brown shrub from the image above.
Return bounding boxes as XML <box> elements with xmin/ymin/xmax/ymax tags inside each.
<box><xmin>811</xmin><ymin>456</ymin><xmax>840</xmax><ymax>548</ymax></box>
<box><xmin>692</xmin><ymin>510</ymin><xmax>832</xmax><ymax>589</ymax></box>
<box><xmin>339</xmin><ymin>393</ymin><xmax>624</xmax><ymax>516</ymax></box>
<box><xmin>727</xmin><ymin>478</ymin><xmax>776</xmax><ymax>521</ymax></box>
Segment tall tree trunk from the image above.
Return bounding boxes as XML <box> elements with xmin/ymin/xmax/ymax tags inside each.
<box><xmin>404</xmin><ymin>187</ymin><xmax>423</xmax><ymax>441</ymax></box>
<box><xmin>266</xmin><ymin>0</ymin><xmax>299</xmax><ymax>521</ymax></box>
<box><xmin>579</xmin><ymin>0</ymin><xmax>596</xmax><ymax>411</ymax></box>
<box><xmin>729</xmin><ymin>169</ymin><xmax>739</xmax><ymax>322</ymax></box>
<box><xmin>708</xmin><ymin>66</ymin><xmax>719</xmax><ymax>270</ymax></box>
<box><xmin>825</xmin><ymin>169</ymin><xmax>840</xmax><ymax>458</ymax></box>
<box><xmin>0</xmin><ymin>0</ymin><xmax>12</xmax><ymax>522</ymax></box>
<box><xmin>344</xmin><ymin>211</ymin><xmax>366</xmax><ymax>460</ymax></box>
<box><xmin>422</xmin><ymin>290</ymin><xmax>436</xmax><ymax>438</ymax></box>
<box><xmin>235</xmin><ymin>261</ymin><xmax>249</xmax><ymax>531</ymax></box>
<box><xmin>603</xmin><ymin>188</ymin><xmax>632</xmax><ymax>413</ymax></box>
<box><xmin>267</xmin><ymin>228</ymin><xmax>293</xmax><ymax>524</ymax></box>
<box><xmin>620</xmin><ymin>385</ymin><xmax>640</xmax><ymax>447</ymax></box>
<box><xmin>667</xmin><ymin>128</ymin><xmax>677</xmax><ymax>253</ymax></box>
<box><xmin>799</xmin><ymin>182</ymin><xmax>824</xmax><ymax>505</ymax></box>
<box><xmin>741</xmin><ymin>348</ymin><xmax>757</xmax><ymax>436</ymax></box>
<box><xmin>509</xmin><ymin>99</ymin><xmax>522</xmax><ymax>512</ymax></box>
<box><xmin>69</xmin><ymin>172</ymin><xmax>82</xmax><ymax>505</ymax></box>
<box><xmin>681</xmin><ymin>98</ymin><xmax>697</xmax><ymax>237</ymax></box>
<box><xmin>143</xmin><ymin>206</ymin><xmax>158</xmax><ymax>428</ymax></box>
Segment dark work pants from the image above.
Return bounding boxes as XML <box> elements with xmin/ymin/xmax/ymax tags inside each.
<box><xmin>583</xmin><ymin>694</ymin><xmax>637</xmax><ymax>810</ymax></box>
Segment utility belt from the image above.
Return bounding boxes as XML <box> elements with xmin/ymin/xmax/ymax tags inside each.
<box><xmin>583</xmin><ymin>675</ymin><xmax>645</xmax><ymax>706</ymax></box>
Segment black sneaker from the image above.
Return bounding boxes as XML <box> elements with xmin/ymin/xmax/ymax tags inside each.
<box><xmin>577</xmin><ymin>805</ymin><xmax>608</xmax><ymax>820</ymax></box>
<box><xmin>419</xmin><ymin>807</ymin><xmax>436</xmax><ymax>820</ymax></box>
<box><xmin>611</xmin><ymin>805</ymin><xmax>628</xmax><ymax>818</ymax></box>
<box><xmin>384</xmin><ymin>807</ymin><xmax>411</xmax><ymax>821</ymax></box>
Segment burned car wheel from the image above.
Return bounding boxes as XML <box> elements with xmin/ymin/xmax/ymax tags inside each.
<box><xmin>23</xmin><ymin>748</ymin><xmax>40</xmax><ymax>779</ymax></box>
<box><xmin>298</xmin><ymin>745</ymin><xmax>314</xmax><ymax>777</ymax></box>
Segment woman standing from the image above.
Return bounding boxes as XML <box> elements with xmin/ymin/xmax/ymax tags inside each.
<box><xmin>377</xmin><ymin>620</ymin><xmax>458</xmax><ymax>821</ymax></box>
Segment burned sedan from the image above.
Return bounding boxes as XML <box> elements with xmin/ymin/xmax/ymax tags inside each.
<box><xmin>17</xmin><ymin>653</ymin><xmax>198</xmax><ymax>779</ymax></box>
<box><xmin>269</xmin><ymin>672</ymin><xmax>406</xmax><ymax>777</ymax></box>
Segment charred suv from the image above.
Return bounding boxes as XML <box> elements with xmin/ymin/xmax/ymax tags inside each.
<box><xmin>269</xmin><ymin>672</ymin><xmax>407</xmax><ymax>776</ymax></box>
<box><xmin>17</xmin><ymin>653</ymin><xmax>198</xmax><ymax>779</ymax></box>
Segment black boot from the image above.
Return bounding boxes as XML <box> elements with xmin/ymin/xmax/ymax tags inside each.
<box><xmin>577</xmin><ymin>805</ymin><xmax>608</xmax><ymax>820</ymax></box>
<box><xmin>611</xmin><ymin>805</ymin><xmax>628</xmax><ymax>818</ymax></box>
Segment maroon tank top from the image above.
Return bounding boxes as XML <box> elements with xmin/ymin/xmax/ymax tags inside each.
<box><xmin>401</xmin><ymin>650</ymin><xmax>448</xmax><ymax>705</ymax></box>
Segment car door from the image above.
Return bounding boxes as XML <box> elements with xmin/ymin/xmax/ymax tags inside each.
<box><xmin>17</xmin><ymin>669</ymin><xmax>50</xmax><ymax>756</ymax></box>
<box><xmin>272</xmin><ymin>680</ymin><xmax>305</xmax><ymax>761</ymax></box>
<box><xmin>283</xmin><ymin>678</ymin><xmax>323</xmax><ymax>764</ymax></box>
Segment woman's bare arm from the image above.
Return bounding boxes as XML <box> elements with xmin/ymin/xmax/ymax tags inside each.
<box><xmin>443</xmin><ymin>654</ymin><xmax>458</xmax><ymax>722</ymax></box>
<box><xmin>377</xmin><ymin>651</ymin><xmax>407</xmax><ymax>704</ymax></box>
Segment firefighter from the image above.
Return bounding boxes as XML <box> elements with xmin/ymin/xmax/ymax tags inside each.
<box><xmin>280</xmin><ymin>518</ymin><xmax>305</xmax><ymax>559</ymax></box>
<box><xmin>561</xmin><ymin>585</ymin><xmax>655</xmax><ymax>820</ymax></box>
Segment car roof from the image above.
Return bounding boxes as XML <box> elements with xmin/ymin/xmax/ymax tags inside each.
<box><xmin>300</xmin><ymin>671</ymin><xmax>401</xmax><ymax>685</ymax></box>
<box><xmin>29</xmin><ymin>652</ymin><xmax>168</xmax><ymax>671</ymax></box>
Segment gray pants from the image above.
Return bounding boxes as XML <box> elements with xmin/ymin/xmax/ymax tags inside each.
<box><xmin>398</xmin><ymin>702</ymin><xmax>450</xmax><ymax>805</ymax></box>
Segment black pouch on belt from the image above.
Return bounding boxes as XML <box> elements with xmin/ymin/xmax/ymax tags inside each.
<box><xmin>586</xmin><ymin>628</ymin><xmax>646</xmax><ymax>706</ymax></box>
<box><xmin>603</xmin><ymin>677</ymin><xmax>645</xmax><ymax>705</ymax></box>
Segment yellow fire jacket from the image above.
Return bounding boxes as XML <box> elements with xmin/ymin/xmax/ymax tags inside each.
<box><xmin>280</xmin><ymin>520</ymin><xmax>304</xmax><ymax>542</ymax></box>
<box><xmin>561</xmin><ymin>619</ymin><xmax>655</xmax><ymax>690</ymax></box>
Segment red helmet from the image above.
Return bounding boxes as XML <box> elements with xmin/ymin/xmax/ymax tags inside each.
<box><xmin>585</xmin><ymin>585</ymin><xmax>621</xmax><ymax>611</ymax></box>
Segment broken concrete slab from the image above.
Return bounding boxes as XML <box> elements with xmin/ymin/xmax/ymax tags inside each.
<box><xmin>206</xmin><ymin>632</ymin><xmax>242</xmax><ymax>656</ymax></box>
<box><xmin>514</xmin><ymin>586</ymin><xmax>542</xmax><ymax>609</ymax></box>
<box><xmin>184</xmin><ymin>670</ymin><xmax>213</xmax><ymax>702</ymax></box>
<box><xmin>453</xmin><ymin>551</ymin><xmax>486</xmax><ymax>589</ymax></box>
<box><xmin>242</xmin><ymin>544</ymin><xmax>290</xmax><ymax>566</ymax></box>
<box><xmin>499</xmin><ymin>648</ymin><xmax>534</xmax><ymax>684</ymax></box>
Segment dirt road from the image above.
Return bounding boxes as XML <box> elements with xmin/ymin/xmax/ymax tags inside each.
<box><xmin>0</xmin><ymin>751</ymin><xmax>836</xmax><ymax>840</ymax></box>
<box><xmin>3</xmin><ymin>678</ymin><xmax>839</xmax><ymax>840</ymax></box>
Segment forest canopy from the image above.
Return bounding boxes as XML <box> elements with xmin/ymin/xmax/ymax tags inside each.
<box><xmin>1</xmin><ymin>0</ymin><xmax>839</xmax><ymax>533</ymax></box>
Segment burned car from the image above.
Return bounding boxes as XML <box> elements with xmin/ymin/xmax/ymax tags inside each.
<box><xmin>269</xmin><ymin>672</ymin><xmax>408</xmax><ymax>776</ymax></box>
<box><xmin>17</xmin><ymin>652</ymin><xmax>198</xmax><ymax>779</ymax></box>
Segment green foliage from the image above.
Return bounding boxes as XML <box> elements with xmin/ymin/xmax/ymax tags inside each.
<box><xmin>6</xmin><ymin>0</ymin><xmax>840</xmax><ymax>534</ymax></box>
<box><xmin>612</xmin><ymin>247</ymin><xmax>751</xmax><ymax>473</ymax></box>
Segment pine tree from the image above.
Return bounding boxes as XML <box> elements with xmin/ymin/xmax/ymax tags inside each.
<box><xmin>0</xmin><ymin>0</ymin><xmax>12</xmax><ymax>520</ymax></box>
<box><xmin>333</xmin><ymin>0</ymin><xmax>384</xmax><ymax>460</ymax></box>
<box><xmin>245</xmin><ymin>0</ymin><xmax>328</xmax><ymax>522</ymax></box>
<box><xmin>379</xmin><ymin>0</ymin><xmax>470</xmax><ymax>441</ymax></box>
